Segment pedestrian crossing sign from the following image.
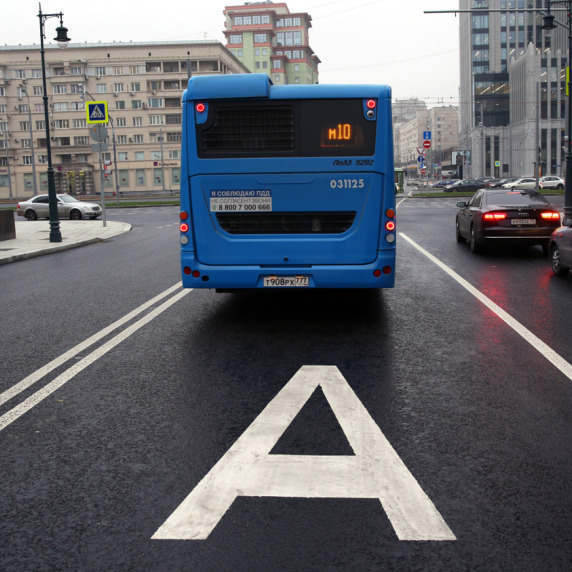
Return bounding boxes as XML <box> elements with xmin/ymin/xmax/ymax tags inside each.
<box><xmin>86</xmin><ymin>101</ymin><xmax>108</xmax><ymax>124</ymax></box>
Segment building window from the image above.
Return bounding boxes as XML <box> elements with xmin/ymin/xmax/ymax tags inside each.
<box><xmin>70</xmin><ymin>66</ymin><xmax>83</xmax><ymax>75</ymax></box>
<box><xmin>113</xmin><ymin>83</ymin><xmax>124</xmax><ymax>93</ymax></box>
<box><xmin>23</xmin><ymin>156</ymin><xmax>33</xmax><ymax>165</ymax></box>
<box><xmin>254</xmin><ymin>34</ymin><xmax>266</xmax><ymax>43</ymax></box>
<box><xmin>135</xmin><ymin>152</ymin><xmax>145</xmax><ymax>161</ymax></box>
<box><xmin>97</xmin><ymin>84</ymin><xmax>107</xmax><ymax>94</ymax></box>
<box><xmin>148</xmin><ymin>98</ymin><xmax>164</xmax><ymax>108</ymax></box>
<box><xmin>96</xmin><ymin>66</ymin><xmax>106</xmax><ymax>76</ymax></box>
<box><xmin>117</xmin><ymin>135</ymin><xmax>127</xmax><ymax>144</ymax></box>
<box><xmin>20</xmin><ymin>121</ymin><xmax>30</xmax><ymax>131</ymax></box>
<box><xmin>130</xmin><ymin>82</ymin><xmax>141</xmax><ymax>92</ymax></box>
<box><xmin>151</xmin><ymin>151</ymin><xmax>162</xmax><ymax>160</ymax></box>
<box><xmin>74</xmin><ymin>136</ymin><xmax>89</xmax><ymax>145</ymax></box>
<box><xmin>115</xmin><ymin>101</ymin><xmax>126</xmax><ymax>110</ymax></box>
<box><xmin>73</xmin><ymin>119</ymin><xmax>87</xmax><ymax>128</ymax></box>
<box><xmin>166</xmin><ymin>114</ymin><xmax>182</xmax><ymax>125</ymax></box>
<box><xmin>118</xmin><ymin>152</ymin><xmax>128</xmax><ymax>161</ymax></box>
<box><xmin>132</xmin><ymin>100</ymin><xmax>143</xmax><ymax>109</ymax></box>
<box><xmin>169</xmin><ymin>150</ymin><xmax>181</xmax><ymax>159</ymax></box>
<box><xmin>54</xmin><ymin>119</ymin><xmax>69</xmax><ymax>129</ymax></box>
<box><xmin>52</xmin><ymin>85</ymin><xmax>67</xmax><ymax>94</ymax></box>
<box><xmin>229</xmin><ymin>35</ymin><xmax>242</xmax><ymax>44</ymax></box>
<box><xmin>149</xmin><ymin>115</ymin><xmax>165</xmax><ymax>125</ymax></box>
<box><xmin>33</xmin><ymin>86</ymin><xmax>43</xmax><ymax>96</ymax></box>
<box><xmin>36</xmin><ymin>120</ymin><xmax>46</xmax><ymax>130</ymax></box>
<box><xmin>133</xmin><ymin>134</ymin><xmax>144</xmax><ymax>144</ymax></box>
<box><xmin>54</xmin><ymin>103</ymin><xmax>68</xmax><ymax>112</ymax></box>
<box><xmin>116</xmin><ymin>117</ymin><xmax>127</xmax><ymax>127</ymax></box>
<box><xmin>133</xmin><ymin>117</ymin><xmax>143</xmax><ymax>127</ymax></box>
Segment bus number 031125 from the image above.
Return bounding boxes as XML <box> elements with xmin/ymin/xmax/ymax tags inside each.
<box><xmin>330</xmin><ymin>179</ymin><xmax>365</xmax><ymax>189</ymax></box>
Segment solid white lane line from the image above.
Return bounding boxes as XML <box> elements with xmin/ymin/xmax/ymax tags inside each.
<box><xmin>0</xmin><ymin>283</ymin><xmax>183</xmax><ymax>408</ymax></box>
<box><xmin>400</xmin><ymin>232</ymin><xmax>572</xmax><ymax>382</ymax></box>
<box><xmin>0</xmin><ymin>287</ymin><xmax>190</xmax><ymax>432</ymax></box>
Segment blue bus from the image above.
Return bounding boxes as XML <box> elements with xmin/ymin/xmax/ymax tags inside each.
<box><xmin>179</xmin><ymin>74</ymin><xmax>396</xmax><ymax>290</ymax></box>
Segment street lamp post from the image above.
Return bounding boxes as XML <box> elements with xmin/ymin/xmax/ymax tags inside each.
<box><xmin>38</xmin><ymin>4</ymin><xmax>70</xmax><ymax>242</ymax></box>
<box><xmin>19</xmin><ymin>85</ymin><xmax>38</xmax><ymax>196</ymax></box>
<box><xmin>543</xmin><ymin>1</ymin><xmax>572</xmax><ymax>226</ymax></box>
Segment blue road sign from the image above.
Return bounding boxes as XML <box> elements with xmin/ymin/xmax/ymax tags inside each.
<box><xmin>423</xmin><ymin>131</ymin><xmax>432</xmax><ymax>140</ymax></box>
<box><xmin>86</xmin><ymin>101</ymin><xmax>108</xmax><ymax>124</ymax></box>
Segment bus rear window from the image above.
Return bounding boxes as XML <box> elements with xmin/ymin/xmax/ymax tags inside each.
<box><xmin>196</xmin><ymin>99</ymin><xmax>376</xmax><ymax>158</ymax></box>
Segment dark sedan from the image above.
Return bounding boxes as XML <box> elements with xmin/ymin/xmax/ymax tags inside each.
<box><xmin>444</xmin><ymin>179</ymin><xmax>483</xmax><ymax>193</ymax></box>
<box><xmin>455</xmin><ymin>189</ymin><xmax>561</xmax><ymax>254</ymax></box>
<box><xmin>549</xmin><ymin>224</ymin><xmax>572</xmax><ymax>276</ymax></box>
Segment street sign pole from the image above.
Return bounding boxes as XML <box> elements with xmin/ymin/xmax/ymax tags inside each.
<box><xmin>90</xmin><ymin>125</ymin><xmax>108</xmax><ymax>227</ymax></box>
<box><xmin>97</xmin><ymin>145</ymin><xmax>107</xmax><ymax>228</ymax></box>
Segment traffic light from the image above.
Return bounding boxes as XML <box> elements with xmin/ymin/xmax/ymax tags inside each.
<box><xmin>104</xmin><ymin>160</ymin><xmax>112</xmax><ymax>179</ymax></box>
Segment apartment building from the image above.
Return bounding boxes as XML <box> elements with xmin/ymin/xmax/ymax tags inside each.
<box><xmin>223</xmin><ymin>1</ymin><xmax>320</xmax><ymax>85</ymax></box>
<box><xmin>394</xmin><ymin>103</ymin><xmax>459</xmax><ymax>177</ymax></box>
<box><xmin>0</xmin><ymin>41</ymin><xmax>249</xmax><ymax>198</ymax></box>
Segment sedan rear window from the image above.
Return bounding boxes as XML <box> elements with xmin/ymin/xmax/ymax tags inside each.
<box><xmin>485</xmin><ymin>191</ymin><xmax>549</xmax><ymax>206</ymax></box>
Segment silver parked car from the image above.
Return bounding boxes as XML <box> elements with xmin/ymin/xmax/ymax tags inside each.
<box><xmin>16</xmin><ymin>194</ymin><xmax>102</xmax><ymax>221</ymax></box>
<box><xmin>502</xmin><ymin>177</ymin><xmax>537</xmax><ymax>190</ymax></box>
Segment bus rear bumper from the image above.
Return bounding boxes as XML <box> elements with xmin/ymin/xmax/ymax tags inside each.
<box><xmin>181</xmin><ymin>252</ymin><xmax>396</xmax><ymax>289</ymax></box>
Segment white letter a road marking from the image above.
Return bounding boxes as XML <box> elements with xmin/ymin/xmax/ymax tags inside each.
<box><xmin>152</xmin><ymin>366</ymin><xmax>456</xmax><ymax>541</ymax></box>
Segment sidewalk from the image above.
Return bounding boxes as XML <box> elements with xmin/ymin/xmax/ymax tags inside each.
<box><xmin>0</xmin><ymin>219</ymin><xmax>132</xmax><ymax>265</ymax></box>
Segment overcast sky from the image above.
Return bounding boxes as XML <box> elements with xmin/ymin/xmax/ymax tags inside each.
<box><xmin>3</xmin><ymin>0</ymin><xmax>460</xmax><ymax>107</ymax></box>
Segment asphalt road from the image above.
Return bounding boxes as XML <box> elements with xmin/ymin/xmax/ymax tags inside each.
<box><xmin>1</xmin><ymin>202</ymin><xmax>571</xmax><ymax>571</ymax></box>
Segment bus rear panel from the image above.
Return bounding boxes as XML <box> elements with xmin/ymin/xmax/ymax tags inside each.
<box><xmin>179</xmin><ymin>74</ymin><xmax>396</xmax><ymax>290</ymax></box>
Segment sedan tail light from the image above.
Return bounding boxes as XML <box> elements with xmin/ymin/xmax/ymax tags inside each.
<box><xmin>540</xmin><ymin>211</ymin><xmax>560</xmax><ymax>220</ymax></box>
<box><xmin>483</xmin><ymin>212</ymin><xmax>507</xmax><ymax>221</ymax></box>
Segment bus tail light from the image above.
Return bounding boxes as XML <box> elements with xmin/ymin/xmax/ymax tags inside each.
<box><xmin>180</xmin><ymin>222</ymin><xmax>189</xmax><ymax>233</ymax></box>
<box><xmin>180</xmin><ymin>211</ymin><xmax>189</xmax><ymax>220</ymax></box>
<box><xmin>483</xmin><ymin>212</ymin><xmax>507</xmax><ymax>221</ymax></box>
<box><xmin>385</xmin><ymin>221</ymin><xmax>396</xmax><ymax>231</ymax></box>
<box><xmin>196</xmin><ymin>103</ymin><xmax>206</xmax><ymax>113</ymax></box>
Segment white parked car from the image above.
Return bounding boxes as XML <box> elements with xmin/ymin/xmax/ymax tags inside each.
<box><xmin>502</xmin><ymin>177</ymin><xmax>537</xmax><ymax>190</ymax></box>
<box><xmin>16</xmin><ymin>194</ymin><xmax>102</xmax><ymax>221</ymax></box>
<box><xmin>539</xmin><ymin>176</ymin><xmax>565</xmax><ymax>190</ymax></box>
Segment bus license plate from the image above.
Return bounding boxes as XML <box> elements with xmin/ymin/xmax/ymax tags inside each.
<box><xmin>511</xmin><ymin>219</ymin><xmax>536</xmax><ymax>225</ymax></box>
<box><xmin>263</xmin><ymin>276</ymin><xmax>309</xmax><ymax>287</ymax></box>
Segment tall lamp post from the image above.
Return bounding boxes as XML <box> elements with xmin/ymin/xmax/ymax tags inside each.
<box><xmin>542</xmin><ymin>1</ymin><xmax>572</xmax><ymax>226</ymax></box>
<box><xmin>38</xmin><ymin>4</ymin><xmax>70</xmax><ymax>242</ymax></box>
<box><xmin>18</xmin><ymin>85</ymin><xmax>38</xmax><ymax>196</ymax></box>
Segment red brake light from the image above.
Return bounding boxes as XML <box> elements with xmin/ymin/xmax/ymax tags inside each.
<box><xmin>366</xmin><ymin>99</ymin><xmax>376</xmax><ymax>109</ymax></box>
<box><xmin>483</xmin><ymin>212</ymin><xmax>507</xmax><ymax>221</ymax></box>
<box><xmin>541</xmin><ymin>212</ymin><xmax>560</xmax><ymax>220</ymax></box>
<box><xmin>385</xmin><ymin>221</ymin><xmax>396</xmax><ymax>231</ymax></box>
<box><xmin>180</xmin><ymin>223</ymin><xmax>189</xmax><ymax>232</ymax></box>
<box><xmin>196</xmin><ymin>103</ymin><xmax>206</xmax><ymax>113</ymax></box>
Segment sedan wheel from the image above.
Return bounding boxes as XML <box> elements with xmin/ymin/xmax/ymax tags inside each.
<box><xmin>557</xmin><ymin>184</ymin><xmax>564</xmax><ymax>190</ymax></box>
<box><xmin>69</xmin><ymin>209</ymin><xmax>82</xmax><ymax>220</ymax></box>
<box><xmin>469</xmin><ymin>225</ymin><xmax>482</xmax><ymax>254</ymax></box>
<box><xmin>551</xmin><ymin>245</ymin><xmax>570</xmax><ymax>276</ymax></box>
<box><xmin>25</xmin><ymin>209</ymin><xmax>38</xmax><ymax>221</ymax></box>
